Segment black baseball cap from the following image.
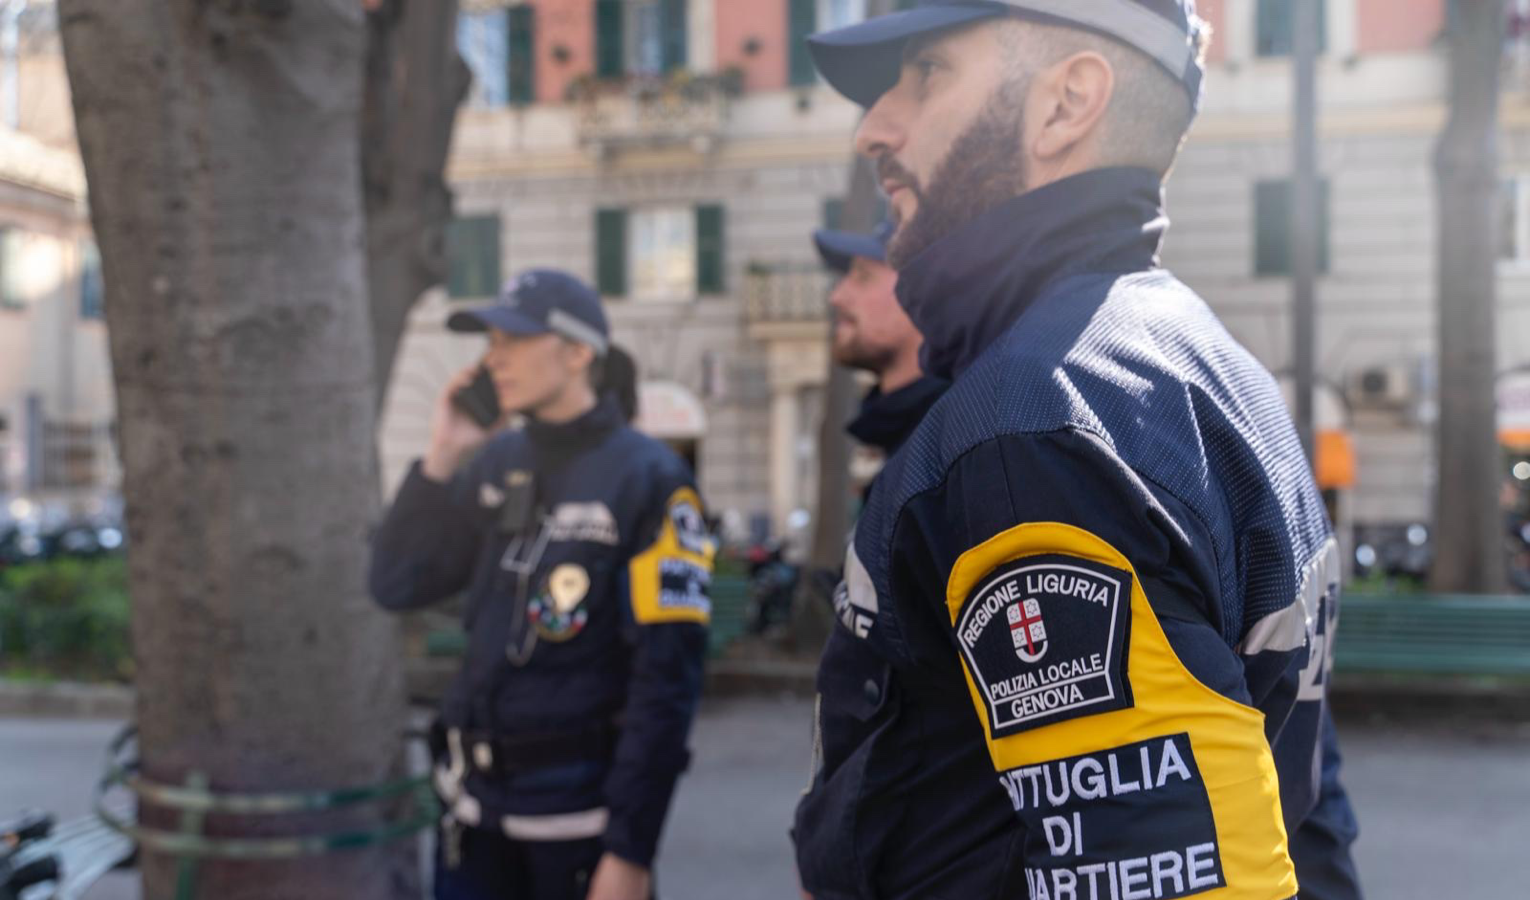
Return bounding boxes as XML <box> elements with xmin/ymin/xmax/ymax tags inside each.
<box><xmin>447</xmin><ymin>269</ymin><xmax>610</xmax><ymax>355</ymax></box>
<box><xmin>808</xmin><ymin>0</ymin><xmax>1206</xmax><ymax>111</ymax></box>
<box><xmin>814</xmin><ymin>220</ymin><xmax>896</xmax><ymax>274</ymax></box>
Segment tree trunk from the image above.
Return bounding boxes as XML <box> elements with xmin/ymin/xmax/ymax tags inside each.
<box><xmin>59</xmin><ymin>2</ymin><xmax>415</xmax><ymax>897</ymax></box>
<box><xmin>363</xmin><ymin>0</ymin><xmax>470</xmax><ymax>410</ymax></box>
<box><xmin>1432</xmin><ymin>0</ymin><xmax>1508</xmax><ymax>594</ymax></box>
<box><xmin>791</xmin><ymin>0</ymin><xmax>896</xmax><ymax>653</ymax></box>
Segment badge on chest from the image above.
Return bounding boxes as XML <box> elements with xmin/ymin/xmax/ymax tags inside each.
<box><xmin>528</xmin><ymin>563</ymin><xmax>592</xmax><ymax>641</ymax></box>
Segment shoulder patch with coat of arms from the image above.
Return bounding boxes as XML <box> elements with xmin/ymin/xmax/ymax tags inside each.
<box><xmin>955</xmin><ymin>553</ymin><xmax>1133</xmax><ymax>738</ymax></box>
<box><xmin>628</xmin><ymin>487</ymin><xmax>715</xmax><ymax>626</ymax></box>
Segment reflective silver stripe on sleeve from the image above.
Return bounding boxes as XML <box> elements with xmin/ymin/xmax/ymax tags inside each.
<box><xmin>1237</xmin><ymin>538</ymin><xmax>1339</xmax><ymax>656</ymax></box>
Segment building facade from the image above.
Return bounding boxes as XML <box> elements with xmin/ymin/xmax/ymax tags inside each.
<box><xmin>380</xmin><ymin>0</ymin><xmax>1530</xmax><ymax>557</ymax></box>
<box><xmin>0</xmin><ymin>0</ymin><xmax>116</xmax><ymax>516</ymax></box>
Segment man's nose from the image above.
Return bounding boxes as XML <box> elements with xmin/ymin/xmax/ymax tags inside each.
<box><xmin>828</xmin><ymin>279</ymin><xmax>852</xmax><ymax>312</ymax></box>
<box><xmin>854</xmin><ymin>87</ymin><xmax>908</xmax><ymax>160</ymax></box>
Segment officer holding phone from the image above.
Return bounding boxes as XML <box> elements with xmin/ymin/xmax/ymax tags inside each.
<box><xmin>369</xmin><ymin>269</ymin><xmax>713</xmax><ymax>900</ymax></box>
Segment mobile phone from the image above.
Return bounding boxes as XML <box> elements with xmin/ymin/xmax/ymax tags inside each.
<box><xmin>452</xmin><ymin>365</ymin><xmax>501</xmax><ymax>429</ymax></box>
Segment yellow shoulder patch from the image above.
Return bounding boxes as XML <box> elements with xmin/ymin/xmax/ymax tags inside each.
<box><xmin>948</xmin><ymin>522</ymin><xmax>1296</xmax><ymax>900</ymax></box>
<box><xmin>628</xmin><ymin>487</ymin><xmax>715</xmax><ymax>626</ymax></box>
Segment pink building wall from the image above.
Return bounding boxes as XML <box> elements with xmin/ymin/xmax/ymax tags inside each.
<box><xmin>716</xmin><ymin>0</ymin><xmax>788</xmax><ymax>92</ymax></box>
<box><xmin>1199</xmin><ymin>0</ymin><xmax>1228</xmax><ymax>64</ymax></box>
<box><xmin>533</xmin><ymin>0</ymin><xmax>596</xmax><ymax>105</ymax></box>
<box><xmin>1356</xmin><ymin>0</ymin><xmax>1446</xmax><ymax>54</ymax></box>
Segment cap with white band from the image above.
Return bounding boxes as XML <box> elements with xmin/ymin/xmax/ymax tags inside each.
<box><xmin>807</xmin><ymin>0</ymin><xmax>1206</xmax><ymax>112</ymax></box>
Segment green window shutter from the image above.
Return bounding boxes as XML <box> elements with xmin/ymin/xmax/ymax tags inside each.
<box><xmin>1254</xmin><ymin>180</ymin><xmax>1289</xmax><ymax>276</ymax></box>
<box><xmin>507</xmin><ymin>6</ymin><xmax>536</xmax><ymax>105</ymax></box>
<box><xmin>596</xmin><ymin>208</ymin><xmax>629</xmax><ymax>297</ymax></box>
<box><xmin>593</xmin><ymin>0</ymin><xmax>624</xmax><ymax>78</ymax></box>
<box><xmin>822</xmin><ymin>198</ymin><xmax>844</xmax><ymax>230</ymax></box>
<box><xmin>1254</xmin><ymin>179</ymin><xmax>1330</xmax><ymax>277</ymax></box>
<box><xmin>1256</xmin><ymin>0</ymin><xmax>1326</xmax><ymax>57</ymax></box>
<box><xmin>788</xmin><ymin>0</ymin><xmax>817</xmax><ymax>86</ymax></box>
<box><xmin>596</xmin><ymin>0</ymin><xmax>625</xmax><ymax>79</ymax></box>
<box><xmin>80</xmin><ymin>240</ymin><xmax>103</xmax><ymax>319</ymax></box>
<box><xmin>696</xmin><ymin>204</ymin><xmax>725</xmax><ymax>295</ymax></box>
<box><xmin>661</xmin><ymin>0</ymin><xmax>688</xmax><ymax>73</ymax></box>
<box><xmin>447</xmin><ymin>215</ymin><xmax>502</xmax><ymax>299</ymax></box>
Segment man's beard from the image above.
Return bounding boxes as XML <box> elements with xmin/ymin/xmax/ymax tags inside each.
<box><xmin>884</xmin><ymin>76</ymin><xmax>1029</xmax><ymax>270</ymax></box>
<box><xmin>832</xmin><ymin>326</ymin><xmax>899</xmax><ymax>375</ymax></box>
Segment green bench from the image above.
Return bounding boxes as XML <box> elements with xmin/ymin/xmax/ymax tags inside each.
<box><xmin>1335</xmin><ymin>593</ymin><xmax>1530</xmax><ymax>677</ymax></box>
<box><xmin>424</xmin><ymin>574</ymin><xmax>754</xmax><ymax>661</ymax></box>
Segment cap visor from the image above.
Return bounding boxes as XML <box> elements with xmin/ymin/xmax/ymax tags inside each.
<box><xmin>446</xmin><ymin>307</ymin><xmax>551</xmax><ymax>336</ymax></box>
<box><xmin>807</xmin><ymin>5</ymin><xmax>1001</xmax><ymax>107</ymax></box>
<box><xmin>814</xmin><ymin>228</ymin><xmax>886</xmax><ymax>272</ymax></box>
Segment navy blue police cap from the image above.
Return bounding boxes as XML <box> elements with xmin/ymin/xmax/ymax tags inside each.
<box><xmin>447</xmin><ymin>268</ymin><xmax>610</xmax><ymax>355</ymax></box>
<box><xmin>808</xmin><ymin>0</ymin><xmax>1205</xmax><ymax>111</ymax></box>
<box><xmin>814</xmin><ymin>220</ymin><xmax>896</xmax><ymax>273</ymax></box>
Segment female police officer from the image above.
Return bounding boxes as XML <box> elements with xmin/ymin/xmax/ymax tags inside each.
<box><xmin>369</xmin><ymin>270</ymin><xmax>712</xmax><ymax>900</ymax></box>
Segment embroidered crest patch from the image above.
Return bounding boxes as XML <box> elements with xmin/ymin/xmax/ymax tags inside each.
<box><xmin>955</xmin><ymin>554</ymin><xmax>1133</xmax><ymax>737</ymax></box>
<box><xmin>528</xmin><ymin>563</ymin><xmax>591</xmax><ymax>641</ymax></box>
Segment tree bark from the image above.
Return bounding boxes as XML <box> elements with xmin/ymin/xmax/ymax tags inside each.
<box><xmin>59</xmin><ymin>1</ymin><xmax>417</xmax><ymax>896</ymax></box>
<box><xmin>1432</xmin><ymin>0</ymin><xmax>1509</xmax><ymax>594</ymax></box>
<box><xmin>791</xmin><ymin>0</ymin><xmax>896</xmax><ymax>653</ymax></box>
<box><xmin>363</xmin><ymin>0</ymin><xmax>470</xmax><ymax>410</ymax></box>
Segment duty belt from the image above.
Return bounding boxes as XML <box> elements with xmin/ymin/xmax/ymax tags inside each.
<box><xmin>432</xmin><ymin>720</ymin><xmax>620</xmax><ymax>779</ymax></box>
<box><xmin>430</xmin><ymin>720</ymin><xmax>619</xmax><ymax>849</ymax></box>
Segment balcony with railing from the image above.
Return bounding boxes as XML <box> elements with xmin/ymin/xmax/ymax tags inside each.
<box><xmin>570</xmin><ymin>70</ymin><xmax>742</xmax><ymax>156</ymax></box>
<box><xmin>744</xmin><ymin>263</ymin><xmax>832</xmax><ymax>338</ymax></box>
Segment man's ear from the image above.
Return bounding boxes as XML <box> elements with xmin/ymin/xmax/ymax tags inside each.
<box><xmin>1030</xmin><ymin>51</ymin><xmax>1114</xmax><ymax>166</ymax></box>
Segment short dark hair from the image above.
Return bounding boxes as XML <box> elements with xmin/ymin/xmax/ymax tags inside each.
<box><xmin>994</xmin><ymin>17</ymin><xmax>1211</xmax><ymax>178</ymax></box>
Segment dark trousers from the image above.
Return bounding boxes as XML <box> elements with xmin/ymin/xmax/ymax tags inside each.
<box><xmin>1291</xmin><ymin>709</ymin><xmax>1364</xmax><ymax>900</ymax></box>
<box><xmin>434</xmin><ymin>824</ymin><xmax>606</xmax><ymax>900</ymax></box>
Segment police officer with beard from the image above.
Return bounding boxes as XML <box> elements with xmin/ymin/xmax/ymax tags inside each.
<box><xmin>816</xmin><ymin>220</ymin><xmax>948</xmax><ymax>469</ymax></box>
<box><xmin>370</xmin><ymin>270</ymin><xmax>712</xmax><ymax>900</ymax></box>
<box><xmin>794</xmin><ymin>4</ymin><xmax>1361</xmax><ymax>899</ymax></box>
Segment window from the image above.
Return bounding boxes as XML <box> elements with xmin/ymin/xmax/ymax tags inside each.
<box><xmin>596</xmin><ymin>0</ymin><xmax>687</xmax><ymax>79</ymax></box>
<box><xmin>458</xmin><ymin>10</ymin><xmax>509</xmax><ymax>106</ymax></box>
<box><xmin>80</xmin><ymin>239</ymin><xmax>102</xmax><ymax>320</ymax></box>
<box><xmin>0</xmin><ymin>228</ymin><xmax>24</xmax><ymax>310</ymax></box>
<box><xmin>1254</xmin><ymin>178</ymin><xmax>1331</xmax><ymax>277</ymax></box>
<box><xmin>820</xmin><ymin>0</ymin><xmax>866</xmax><ymax>31</ymax></box>
<box><xmin>40</xmin><ymin>421</ymin><xmax>105</xmax><ymax>491</ymax></box>
<box><xmin>1256</xmin><ymin>0</ymin><xmax>1327</xmax><ymax>57</ymax></box>
<box><xmin>790</xmin><ymin>0</ymin><xmax>867</xmax><ymax>86</ymax></box>
<box><xmin>595</xmin><ymin>204</ymin><xmax>726</xmax><ymax>300</ymax></box>
<box><xmin>631</xmin><ymin>206</ymin><xmax>696</xmax><ymax>300</ymax></box>
<box><xmin>456</xmin><ymin>6</ymin><xmax>535</xmax><ymax>107</ymax></box>
<box><xmin>1500</xmin><ymin>177</ymin><xmax>1530</xmax><ymax>264</ymax></box>
<box><xmin>627</xmin><ymin>0</ymin><xmax>664</xmax><ymax>75</ymax></box>
<box><xmin>446</xmin><ymin>215</ymin><xmax>502</xmax><ymax>299</ymax></box>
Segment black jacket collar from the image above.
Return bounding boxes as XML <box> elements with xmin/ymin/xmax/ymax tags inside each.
<box><xmin>524</xmin><ymin>394</ymin><xmax>624</xmax><ymax>455</ymax></box>
<box><xmin>895</xmin><ymin>167</ymin><xmax>1169</xmax><ymax>381</ymax></box>
<box><xmin>847</xmin><ymin>376</ymin><xmax>949</xmax><ymax>455</ymax></box>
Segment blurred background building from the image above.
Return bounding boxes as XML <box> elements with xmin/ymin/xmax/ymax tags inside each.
<box><xmin>0</xmin><ymin>0</ymin><xmax>1525</xmax><ymax>572</ymax></box>
<box><xmin>0</xmin><ymin>0</ymin><xmax>116</xmax><ymax>524</ymax></box>
<box><xmin>379</xmin><ymin>0</ymin><xmax>1530</xmax><ymax>560</ymax></box>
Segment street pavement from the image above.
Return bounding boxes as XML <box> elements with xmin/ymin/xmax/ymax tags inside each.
<box><xmin>3</xmin><ymin>696</ymin><xmax>1528</xmax><ymax>898</ymax></box>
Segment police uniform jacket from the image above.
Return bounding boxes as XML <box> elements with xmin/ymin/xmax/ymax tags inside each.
<box><xmin>794</xmin><ymin>168</ymin><xmax>1340</xmax><ymax>900</ymax></box>
<box><xmin>370</xmin><ymin>395</ymin><xmax>712</xmax><ymax>867</ymax></box>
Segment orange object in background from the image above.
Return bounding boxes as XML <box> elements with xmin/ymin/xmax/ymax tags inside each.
<box><xmin>1316</xmin><ymin>430</ymin><xmax>1356</xmax><ymax>490</ymax></box>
